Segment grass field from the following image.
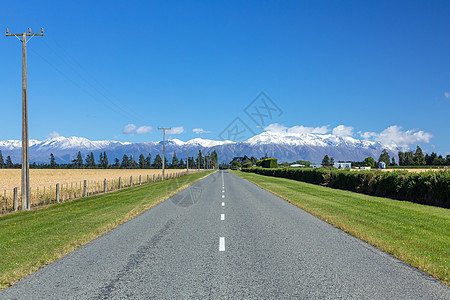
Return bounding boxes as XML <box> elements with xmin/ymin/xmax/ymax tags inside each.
<box><xmin>0</xmin><ymin>171</ymin><xmax>211</xmax><ymax>289</ymax></box>
<box><xmin>235</xmin><ymin>171</ymin><xmax>450</xmax><ymax>286</ymax></box>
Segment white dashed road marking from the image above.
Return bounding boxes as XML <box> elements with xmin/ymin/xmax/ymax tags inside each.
<box><xmin>219</xmin><ymin>237</ymin><xmax>225</xmax><ymax>251</ymax></box>
<box><xmin>221</xmin><ymin>213</ymin><xmax>225</xmax><ymax>221</ymax></box>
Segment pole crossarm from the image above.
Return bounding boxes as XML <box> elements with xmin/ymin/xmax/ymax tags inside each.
<box><xmin>6</xmin><ymin>33</ymin><xmax>44</xmax><ymax>36</ymax></box>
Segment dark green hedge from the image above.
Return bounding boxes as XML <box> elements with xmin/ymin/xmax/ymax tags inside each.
<box><xmin>261</xmin><ymin>158</ymin><xmax>278</xmax><ymax>168</ymax></box>
<box><xmin>242</xmin><ymin>162</ymin><xmax>252</xmax><ymax>168</ymax></box>
<box><xmin>241</xmin><ymin>168</ymin><xmax>450</xmax><ymax>208</ymax></box>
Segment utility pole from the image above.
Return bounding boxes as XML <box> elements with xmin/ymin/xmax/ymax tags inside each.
<box><xmin>186</xmin><ymin>144</ymin><xmax>189</xmax><ymax>175</ymax></box>
<box><xmin>158</xmin><ymin>128</ymin><xmax>171</xmax><ymax>180</ymax></box>
<box><xmin>6</xmin><ymin>28</ymin><xmax>44</xmax><ymax>210</ymax></box>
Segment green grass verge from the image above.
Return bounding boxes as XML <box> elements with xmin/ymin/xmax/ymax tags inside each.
<box><xmin>234</xmin><ymin>171</ymin><xmax>450</xmax><ymax>286</ymax></box>
<box><xmin>0</xmin><ymin>171</ymin><xmax>212</xmax><ymax>290</ymax></box>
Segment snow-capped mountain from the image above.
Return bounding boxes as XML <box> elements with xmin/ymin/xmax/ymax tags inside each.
<box><xmin>0</xmin><ymin>132</ymin><xmax>397</xmax><ymax>164</ymax></box>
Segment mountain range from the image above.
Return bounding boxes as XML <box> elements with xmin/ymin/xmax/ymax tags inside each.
<box><xmin>0</xmin><ymin>131</ymin><xmax>398</xmax><ymax>164</ymax></box>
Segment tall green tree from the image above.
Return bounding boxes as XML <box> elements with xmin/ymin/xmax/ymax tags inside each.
<box><xmin>145</xmin><ymin>153</ymin><xmax>152</xmax><ymax>168</ymax></box>
<box><xmin>139</xmin><ymin>154</ymin><xmax>145</xmax><ymax>169</ymax></box>
<box><xmin>153</xmin><ymin>154</ymin><xmax>162</xmax><ymax>169</ymax></box>
<box><xmin>398</xmin><ymin>151</ymin><xmax>405</xmax><ymax>166</ymax></box>
<box><xmin>188</xmin><ymin>157</ymin><xmax>195</xmax><ymax>169</ymax></box>
<box><xmin>211</xmin><ymin>150</ymin><xmax>218</xmax><ymax>168</ymax></box>
<box><xmin>0</xmin><ymin>150</ymin><xmax>4</xmax><ymax>168</ymax></box>
<box><xmin>49</xmin><ymin>153</ymin><xmax>57</xmax><ymax>168</ymax></box>
<box><xmin>172</xmin><ymin>152</ymin><xmax>179</xmax><ymax>169</ymax></box>
<box><xmin>378</xmin><ymin>149</ymin><xmax>390</xmax><ymax>166</ymax></box>
<box><xmin>130</xmin><ymin>155</ymin><xmax>137</xmax><ymax>168</ymax></box>
<box><xmin>113</xmin><ymin>158</ymin><xmax>120</xmax><ymax>168</ymax></box>
<box><xmin>363</xmin><ymin>157</ymin><xmax>375</xmax><ymax>168</ymax></box>
<box><xmin>414</xmin><ymin>146</ymin><xmax>426</xmax><ymax>166</ymax></box>
<box><xmin>121</xmin><ymin>154</ymin><xmax>130</xmax><ymax>168</ymax></box>
<box><xmin>5</xmin><ymin>156</ymin><xmax>13</xmax><ymax>168</ymax></box>
<box><xmin>321</xmin><ymin>155</ymin><xmax>330</xmax><ymax>167</ymax></box>
<box><xmin>404</xmin><ymin>151</ymin><xmax>414</xmax><ymax>165</ymax></box>
<box><xmin>433</xmin><ymin>155</ymin><xmax>446</xmax><ymax>165</ymax></box>
<box><xmin>85</xmin><ymin>152</ymin><xmax>96</xmax><ymax>168</ymax></box>
<box><xmin>179</xmin><ymin>158</ymin><xmax>185</xmax><ymax>169</ymax></box>
<box><xmin>102</xmin><ymin>151</ymin><xmax>109</xmax><ymax>168</ymax></box>
<box><xmin>75</xmin><ymin>151</ymin><xmax>84</xmax><ymax>168</ymax></box>
<box><xmin>197</xmin><ymin>150</ymin><xmax>203</xmax><ymax>169</ymax></box>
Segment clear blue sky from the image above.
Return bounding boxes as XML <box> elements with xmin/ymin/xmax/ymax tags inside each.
<box><xmin>1</xmin><ymin>1</ymin><xmax>449</xmax><ymax>154</ymax></box>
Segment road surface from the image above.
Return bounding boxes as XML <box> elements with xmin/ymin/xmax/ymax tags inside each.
<box><xmin>1</xmin><ymin>171</ymin><xmax>449</xmax><ymax>299</ymax></box>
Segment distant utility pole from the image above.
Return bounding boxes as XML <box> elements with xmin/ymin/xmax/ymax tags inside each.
<box><xmin>6</xmin><ymin>27</ymin><xmax>44</xmax><ymax>210</ymax></box>
<box><xmin>158</xmin><ymin>128</ymin><xmax>171</xmax><ymax>180</ymax></box>
<box><xmin>186</xmin><ymin>144</ymin><xmax>189</xmax><ymax>175</ymax></box>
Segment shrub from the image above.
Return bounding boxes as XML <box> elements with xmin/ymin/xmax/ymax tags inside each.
<box><xmin>260</xmin><ymin>158</ymin><xmax>278</xmax><ymax>168</ymax></box>
<box><xmin>242</xmin><ymin>162</ymin><xmax>252</xmax><ymax>168</ymax></box>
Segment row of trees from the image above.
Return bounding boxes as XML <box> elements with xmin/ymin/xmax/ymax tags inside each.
<box><xmin>228</xmin><ymin>154</ymin><xmax>270</xmax><ymax>169</ymax></box>
<box><xmin>399</xmin><ymin>147</ymin><xmax>450</xmax><ymax>166</ymax></box>
<box><xmin>0</xmin><ymin>151</ymin><xmax>15</xmax><ymax>168</ymax></box>
<box><xmin>320</xmin><ymin>146</ymin><xmax>450</xmax><ymax>169</ymax></box>
<box><xmin>0</xmin><ymin>150</ymin><xmax>219</xmax><ymax>169</ymax></box>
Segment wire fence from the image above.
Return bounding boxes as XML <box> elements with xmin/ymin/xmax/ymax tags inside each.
<box><xmin>1</xmin><ymin>170</ymin><xmax>203</xmax><ymax>215</ymax></box>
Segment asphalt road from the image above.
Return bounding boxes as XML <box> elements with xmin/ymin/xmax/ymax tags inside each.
<box><xmin>2</xmin><ymin>171</ymin><xmax>449</xmax><ymax>299</ymax></box>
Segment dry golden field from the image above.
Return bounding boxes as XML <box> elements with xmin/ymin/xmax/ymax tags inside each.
<box><xmin>0</xmin><ymin>169</ymin><xmax>202</xmax><ymax>213</ymax></box>
<box><xmin>0</xmin><ymin>169</ymin><xmax>194</xmax><ymax>191</ymax></box>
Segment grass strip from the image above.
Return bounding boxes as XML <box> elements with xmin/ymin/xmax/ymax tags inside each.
<box><xmin>0</xmin><ymin>171</ymin><xmax>212</xmax><ymax>290</ymax></box>
<box><xmin>234</xmin><ymin>171</ymin><xmax>450</xmax><ymax>286</ymax></box>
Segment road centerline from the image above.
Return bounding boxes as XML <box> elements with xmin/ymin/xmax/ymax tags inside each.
<box><xmin>219</xmin><ymin>237</ymin><xmax>225</xmax><ymax>251</ymax></box>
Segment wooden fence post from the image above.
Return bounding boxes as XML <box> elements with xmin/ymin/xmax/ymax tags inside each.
<box><xmin>130</xmin><ymin>176</ymin><xmax>133</xmax><ymax>187</ymax></box>
<box><xmin>13</xmin><ymin>187</ymin><xmax>18</xmax><ymax>211</ymax></box>
<box><xmin>104</xmin><ymin>179</ymin><xmax>107</xmax><ymax>193</ymax></box>
<box><xmin>56</xmin><ymin>184</ymin><xmax>60</xmax><ymax>203</ymax></box>
<box><xmin>83</xmin><ymin>180</ymin><xmax>87</xmax><ymax>197</ymax></box>
<box><xmin>119</xmin><ymin>177</ymin><xmax>122</xmax><ymax>189</ymax></box>
<box><xmin>139</xmin><ymin>175</ymin><xmax>142</xmax><ymax>185</ymax></box>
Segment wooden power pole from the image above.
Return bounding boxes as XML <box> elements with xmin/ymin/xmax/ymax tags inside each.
<box><xmin>158</xmin><ymin>128</ymin><xmax>171</xmax><ymax>180</ymax></box>
<box><xmin>186</xmin><ymin>144</ymin><xmax>189</xmax><ymax>175</ymax></box>
<box><xmin>6</xmin><ymin>28</ymin><xmax>44</xmax><ymax>210</ymax></box>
